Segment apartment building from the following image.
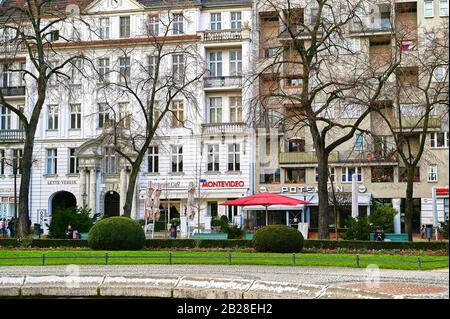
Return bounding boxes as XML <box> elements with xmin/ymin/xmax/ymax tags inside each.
<box><xmin>253</xmin><ymin>0</ymin><xmax>449</xmax><ymax>234</ymax></box>
<box><xmin>0</xmin><ymin>0</ymin><xmax>253</xmax><ymax>234</ymax></box>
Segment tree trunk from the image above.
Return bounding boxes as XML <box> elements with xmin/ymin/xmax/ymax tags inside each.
<box><xmin>405</xmin><ymin>166</ymin><xmax>415</xmax><ymax>242</ymax></box>
<box><xmin>16</xmin><ymin>126</ymin><xmax>37</xmax><ymax>237</ymax></box>
<box><xmin>122</xmin><ymin>151</ymin><xmax>146</xmax><ymax>217</ymax></box>
<box><xmin>317</xmin><ymin>151</ymin><xmax>330</xmax><ymax>239</ymax></box>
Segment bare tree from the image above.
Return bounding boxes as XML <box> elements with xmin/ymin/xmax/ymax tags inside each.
<box><xmin>95</xmin><ymin>10</ymin><xmax>207</xmax><ymax>217</ymax></box>
<box><xmin>371</xmin><ymin>20</ymin><xmax>449</xmax><ymax>240</ymax></box>
<box><xmin>251</xmin><ymin>0</ymin><xmax>400</xmax><ymax>238</ymax></box>
<box><xmin>0</xmin><ymin>0</ymin><xmax>91</xmax><ymax>236</ymax></box>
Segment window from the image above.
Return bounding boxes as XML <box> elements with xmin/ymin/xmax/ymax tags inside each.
<box><xmin>171</xmin><ymin>145</ymin><xmax>183</xmax><ymax>173</ymax></box>
<box><xmin>371</xmin><ymin>167</ymin><xmax>394</xmax><ymax>183</ymax></box>
<box><xmin>1</xmin><ymin>63</ymin><xmax>12</xmax><ymax>87</ymax></box>
<box><xmin>208</xmin><ymin>52</ymin><xmax>222</xmax><ymax>77</ymax></box>
<box><xmin>171</xmin><ymin>100</ymin><xmax>184</xmax><ymax>127</ymax></box>
<box><xmin>315</xmin><ymin>167</ymin><xmax>335</xmax><ymax>183</ymax></box>
<box><xmin>148</xmin><ymin>55</ymin><xmax>157</xmax><ymax>78</ymax></box>
<box><xmin>98</xmin><ymin>58</ymin><xmax>110</xmax><ymax>83</ymax></box>
<box><xmin>103</xmin><ymin>147</ymin><xmax>117</xmax><ymax>173</ymax></box>
<box><xmin>230</xmin><ymin>12</ymin><xmax>242</xmax><ymax>29</ymax></box>
<box><xmin>207</xmin><ymin>144</ymin><xmax>220</xmax><ymax>172</ymax></box>
<box><xmin>13</xmin><ymin>149</ymin><xmax>22</xmax><ymax>174</ymax></box>
<box><xmin>428</xmin><ymin>165</ymin><xmax>438</xmax><ymax>182</ymax></box>
<box><xmin>433</xmin><ymin>66</ymin><xmax>446</xmax><ymax>82</ymax></box>
<box><xmin>118</xmin><ymin>57</ymin><xmax>130</xmax><ymax>83</ymax></box>
<box><xmin>119</xmin><ymin>16</ymin><xmax>130</xmax><ymax>38</ymax></box>
<box><xmin>265</xmin><ymin>47</ymin><xmax>281</xmax><ymax>58</ymax></box>
<box><xmin>48</xmin><ymin>30</ymin><xmax>59</xmax><ymax>42</ymax></box>
<box><xmin>172</xmin><ymin>54</ymin><xmax>185</xmax><ymax>82</ymax></box>
<box><xmin>207</xmin><ymin>201</ymin><xmax>218</xmax><ymax>217</ymax></box>
<box><xmin>229</xmin><ymin>96</ymin><xmax>242</xmax><ymax>122</ymax></box>
<box><xmin>210</xmin><ymin>13</ymin><xmax>222</xmax><ymax>30</ymax></box>
<box><xmin>398</xmin><ymin>167</ymin><xmax>420</xmax><ymax>182</ymax></box>
<box><xmin>288</xmin><ymin>138</ymin><xmax>305</xmax><ymax>152</ymax></box>
<box><xmin>229</xmin><ymin>51</ymin><xmax>242</xmax><ymax>76</ymax></box>
<box><xmin>18</xmin><ymin>62</ymin><xmax>26</xmax><ymax>86</ymax></box>
<box><xmin>47</xmin><ymin>105</ymin><xmax>58</xmax><ymax>130</ymax></box>
<box><xmin>441</xmin><ymin>0</ymin><xmax>449</xmax><ymax>16</ymax></box>
<box><xmin>227</xmin><ymin>143</ymin><xmax>240</xmax><ymax>171</ymax></box>
<box><xmin>46</xmin><ymin>149</ymin><xmax>57</xmax><ymax>175</ymax></box>
<box><xmin>424</xmin><ymin>0</ymin><xmax>434</xmax><ymax>17</ymax></box>
<box><xmin>119</xmin><ymin>102</ymin><xmax>131</xmax><ymax>128</ymax></box>
<box><xmin>285</xmin><ymin>168</ymin><xmax>306</xmax><ymax>184</ymax></box>
<box><xmin>260</xmin><ymin>169</ymin><xmax>281</xmax><ymax>184</ymax></box>
<box><xmin>0</xmin><ymin>149</ymin><xmax>5</xmax><ymax>175</ymax></box>
<box><xmin>430</xmin><ymin>132</ymin><xmax>449</xmax><ymax>148</ymax></box>
<box><xmin>147</xmin><ymin>146</ymin><xmax>159</xmax><ymax>173</ymax></box>
<box><xmin>400</xmin><ymin>40</ymin><xmax>416</xmax><ymax>51</ymax></box>
<box><xmin>69</xmin><ymin>104</ymin><xmax>81</xmax><ymax>129</ymax></box>
<box><xmin>150</xmin><ymin>100</ymin><xmax>161</xmax><ymax>127</ymax></box>
<box><xmin>209</xmin><ymin>97</ymin><xmax>222</xmax><ymax>123</ymax></box>
<box><xmin>173</xmin><ymin>13</ymin><xmax>184</xmax><ymax>35</ymax></box>
<box><xmin>340</xmin><ymin>103</ymin><xmax>363</xmax><ymax>118</ymax></box>
<box><xmin>355</xmin><ymin>133</ymin><xmax>364</xmax><ymax>151</ymax></box>
<box><xmin>286</xmin><ymin>76</ymin><xmax>303</xmax><ymax>87</ymax></box>
<box><xmin>99</xmin><ymin>17</ymin><xmax>110</xmax><ymax>39</ymax></box>
<box><xmin>341</xmin><ymin>167</ymin><xmax>362</xmax><ymax>183</ymax></box>
<box><xmin>70</xmin><ymin>59</ymin><xmax>82</xmax><ymax>84</ymax></box>
<box><xmin>68</xmin><ymin>148</ymin><xmax>79</xmax><ymax>174</ymax></box>
<box><xmin>98</xmin><ymin>103</ymin><xmax>111</xmax><ymax>128</ymax></box>
<box><xmin>147</xmin><ymin>15</ymin><xmax>159</xmax><ymax>36</ymax></box>
<box><xmin>0</xmin><ymin>106</ymin><xmax>11</xmax><ymax>130</ymax></box>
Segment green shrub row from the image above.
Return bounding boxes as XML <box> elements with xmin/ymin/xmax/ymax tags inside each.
<box><xmin>0</xmin><ymin>238</ymin><xmax>447</xmax><ymax>251</ymax></box>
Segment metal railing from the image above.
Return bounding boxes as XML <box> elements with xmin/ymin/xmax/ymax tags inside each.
<box><xmin>0</xmin><ymin>252</ymin><xmax>447</xmax><ymax>270</ymax></box>
<box><xmin>204</xmin><ymin>76</ymin><xmax>242</xmax><ymax>89</ymax></box>
<box><xmin>0</xmin><ymin>86</ymin><xmax>26</xmax><ymax>96</ymax></box>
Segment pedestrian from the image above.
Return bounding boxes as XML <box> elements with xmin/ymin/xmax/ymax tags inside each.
<box><xmin>420</xmin><ymin>224</ymin><xmax>426</xmax><ymax>239</ymax></box>
<box><xmin>65</xmin><ymin>224</ymin><xmax>73</xmax><ymax>239</ymax></box>
<box><xmin>72</xmin><ymin>229</ymin><xmax>79</xmax><ymax>240</ymax></box>
<box><xmin>375</xmin><ymin>227</ymin><xmax>384</xmax><ymax>241</ymax></box>
<box><xmin>7</xmin><ymin>217</ymin><xmax>15</xmax><ymax>238</ymax></box>
<box><xmin>1</xmin><ymin>218</ymin><xmax>7</xmax><ymax>237</ymax></box>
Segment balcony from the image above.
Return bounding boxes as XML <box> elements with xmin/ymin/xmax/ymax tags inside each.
<box><xmin>338</xmin><ymin>150</ymin><xmax>398</xmax><ymax>165</ymax></box>
<box><xmin>279</xmin><ymin>151</ymin><xmax>339</xmax><ymax>165</ymax></box>
<box><xmin>0</xmin><ymin>130</ymin><xmax>25</xmax><ymax>142</ymax></box>
<box><xmin>351</xmin><ymin>18</ymin><xmax>393</xmax><ymax>35</ymax></box>
<box><xmin>204</xmin><ymin>76</ymin><xmax>242</xmax><ymax>90</ymax></box>
<box><xmin>201</xmin><ymin>29</ymin><xmax>243</xmax><ymax>42</ymax></box>
<box><xmin>394</xmin><ymin>116</ymin><xmax>441</xmax><ymax>132</ymax></box>
<box><xmin>201</xmin><ymin>122</ymin><xmax>247</xmax><ymax>135</ymax></box>
<box><xmin>0</xmin><ymin>86</ymin><xmax>25</xmax><ymax>97</ymax></box>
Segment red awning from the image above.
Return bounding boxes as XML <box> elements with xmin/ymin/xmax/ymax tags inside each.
<box><xmin>222</xmin><ymin>192</ymin><xmax>309</xmax><ymax>207</ymax></box>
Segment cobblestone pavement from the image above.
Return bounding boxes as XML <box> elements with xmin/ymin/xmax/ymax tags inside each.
<box><xmin>0</xmin><ymin>265</ymin><xmax>448</xmax><ymax>290</ymax></box>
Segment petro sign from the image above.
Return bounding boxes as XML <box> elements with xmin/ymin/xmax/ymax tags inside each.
<box><xmin>201</xmin><ymin>180</ymin><xmax>245</xmax><ymax>188</ymax></box>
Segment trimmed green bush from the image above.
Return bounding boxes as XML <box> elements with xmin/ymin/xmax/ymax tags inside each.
<box><xmin>440</xmin><ymin>220</ymin><xmax>448</xmax><ymax>239</ymax></box>
<box><xmin>88</xmin><ymin>217</ymin><xmax>145</xmax><ymax>250</ymax></box>
<box><xmin>48</xmin><ymin>207</ymin><xmax>95</xmax><ymax>239</ymax></box>
<box><xmin>369</xmin><ymin>204</ymin><xmax>397</xmax><ymax>233</ymax></box>
<box><xmin>252</xmin><ymin>225</ymin><xmax>304</xmax><ymax>253</ymax></box>
<box><xmin>345</xmin><ymin>216</ymin><xmax>370</xmax><ymax>241</ymax></box>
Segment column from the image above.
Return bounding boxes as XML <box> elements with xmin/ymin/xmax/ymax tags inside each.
<box><xmin>89</xmin><ymin>168</ymin><xmax>97</xmax><ymax>214</ymax></box>
<box><xmin>131</xmin><ymin>184</ymin><xmax>137</xmax><ymax>220</ymax></box>
<box><xmin>392</xmin><ymin>198</ymin><xmax>401</xmax><ymax>234</ymax></box>
<box><xmin>119</xmin><ymin>168</ymin><xmax>127</xmax><ymax>216</ymax></box>
<box><xmin>78</xmin><ymin>168</ymin><xmax>87</xmax><ymax>208</ymax></box>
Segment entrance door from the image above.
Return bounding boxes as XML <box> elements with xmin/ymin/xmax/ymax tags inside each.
<box><xmin>51</xmin><ymin>191</ymin><xmax>77</xmax><ymax>214</ymax></box>
<box><xmin>104</xmin><ymin>191</ymin><xmax>120</xmax><ymax>217</ymax></box>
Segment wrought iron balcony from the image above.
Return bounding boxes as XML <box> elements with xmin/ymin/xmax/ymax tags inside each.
<box><xmin>0</xmin><ymin>129</ymin><xmax>25</xmax><ymax>142</ymax></box>
<box><xmin>0</xmin><ymin>86</ymin><xmax>26</xmax><ymax>97</ymax></box>
<box><xmin>204</xmin><ymin>76</ymin><xmax>242</xmax><ymax>89</ymax></box>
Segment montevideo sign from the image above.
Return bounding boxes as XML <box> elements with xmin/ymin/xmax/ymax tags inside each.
<box><xmin>201</xmin><ymin>180</ymin><xmax>245</xmax><ymax>188</ymax></box>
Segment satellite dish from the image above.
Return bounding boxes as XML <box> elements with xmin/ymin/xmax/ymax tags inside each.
<box><xmin>66</xmin><ymin>4</ymin><xmax>80</xmax><ymax>17</ymax></box>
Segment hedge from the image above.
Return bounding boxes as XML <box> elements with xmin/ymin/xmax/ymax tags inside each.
<box><xmin>0</xmin><ymin>238</ymin><xmax>448</xmax><ymax>251</ymax></box>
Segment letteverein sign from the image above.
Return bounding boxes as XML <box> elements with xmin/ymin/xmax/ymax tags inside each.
<box><xmin>201</xmin><ymin>180</ymin><xmax>245</xmax><ymax>188</ymax></box>
<box><xmin>47</xmin><ymin>180</ymin><xmax>77</xmax><ymax>185</ymax></box>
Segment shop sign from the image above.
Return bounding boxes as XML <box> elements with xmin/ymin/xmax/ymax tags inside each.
<box><xmin>47</xmin><ymin>180</ymin><xmax>77</xmax><ymax>185</ymax></box>
<box><xmin>201</xmin><ymin>180</ymin><xmax>245</xmax><ymax>188</ymax></box>
<box><xmin>277</xmin><ymin>184</ymin><xmax>367</xmax><ymax>194</ymax></box>
<box><xmin>148</xmin><ymin>181</ymin><xmax>182</xmax><ymax>189</ymax></box>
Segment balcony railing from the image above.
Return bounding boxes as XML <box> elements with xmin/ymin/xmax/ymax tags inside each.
<box><xmin>351</xmin><ymin>18</ymin><xmax>393</xmax><ymax>33</ymax></box>
<box><xmin>204</xmin><ymin>76</ymin><xmax>242</xmax><ymax>89</ymax></box>
<box><xmin>279</xmin><ymin>151</ymin><xmax>339</xmax><ymax>165</ymax></box>
<box><xmin>201</xmin><ymin>122</ymin><xmax>247</xmax><ymax>135</ymax></box>
<box><xmin>0</xmin><ymin>86</ymin><xmax>26</xmax><ymax>97</ymax></box>
<box><xmin>394</xmin><ymin>116</ymin><xmax>441</xmax><ymax>131</ymax></box>
<box><xmin>338</xmin><ymin>150</ymin><xmax>398</xmax><ymax>164</ymax></box>
<box><xmin>202</xmin><ymin>29</ymin><xmax>242</xmax><ymax>42</ymax></box>
<box><xmin>0</xmin><ymin>130</ymin><xmax>25</xmax><ymax>142</ymax></box>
